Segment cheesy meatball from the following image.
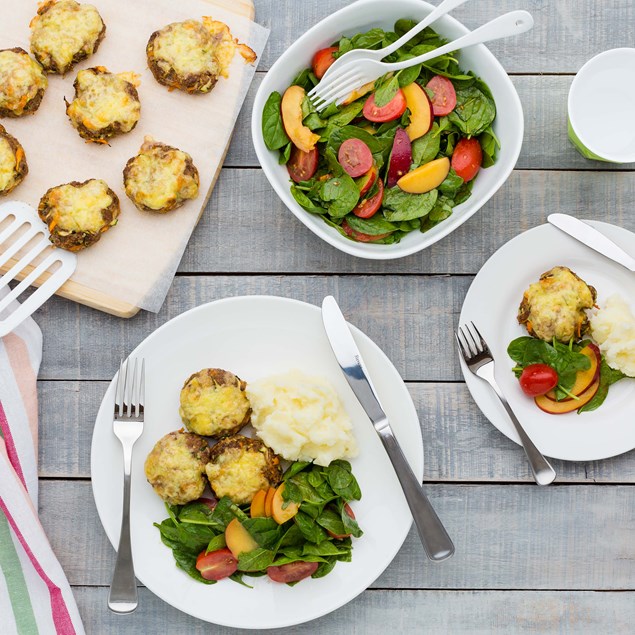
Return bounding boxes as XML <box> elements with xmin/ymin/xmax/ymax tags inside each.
<box><xmin>123</xmin><ymin>137</ymin><xmax>199</xmax><ymax>212</ymax></box>
<box><xmin>0</xmin><ymin>125</ymin><xmax>28</xmax><ymax>195</ymax></box>
<box><xmin>38</xmin><ymin>179</ymin><xmax>120</xmax><ymax>251</ymax></box>
<box><xmin>30</xmin><ymin>0</ymin><xmax>105</xmax><ymax>75</ymax></box>
<box><xmin>518</xmin><ymin>266</ymin><xmax>597</xmax><ymax>343</ymax></box>
<box><xmin>144</xmin><ymin>430</ymin><xmax>211</xmax><ymax>505</ymax></box>
<box><xmin>179</xmin><ymin>368</ymin><xmax>251</xmax><ymax>438</ymax></box>
<box><xmin>205</xmin><ymin>435</ymin><xmax>281</xmax><ymax>504</ymax></box>
<box><xmin>66</xmin><ymin>67</ymin><xmax>141</xmax><ymax>143</ymax></box>
<box><xmin>0</xmin><ymin>48</ymin><xmax>48</xmax><ymax>118</ymax></box>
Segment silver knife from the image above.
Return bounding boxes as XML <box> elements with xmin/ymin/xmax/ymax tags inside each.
<box><xmin>548</xmin><ymin>214</ymin><xmax>635</xmax><ymax>272</ymax></box>
<box><xmin>321</xmin><ymin>295</ymin><xmax>455</xmax><ymax>562</ymax></box>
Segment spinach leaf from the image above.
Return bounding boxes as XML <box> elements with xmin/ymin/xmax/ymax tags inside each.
<box><xmin>339</xmin><ymin>502</ymin><xmax>363</xmax><ymax>538</ymax></box>
<box><xmin>350</xmin><ymin>28</ymin><xmax>386</xmax><ymax>50</ymax></box>
<box><xmin>448</xmin><ymin>86</ymin><xmax>496</xmax><ymax>136</ymax></box>
<box><xmin>345</xmin><ymin>214</ymin><xmax>397</xmax><ymax>236</ymax></box>
<box><xmin>290</xmin><ymin>186</ymin><xmax>326</xmax><ymax>214</ymax></box>
<box><xmin>316</xmin><ymin>508</ymin><xmax>346</xmax><ymax>536</ymax></box>
<box><xmin>242</xmin><ymin>518</ymin><xmax>283</xmax><ymax>550</ymax></box>
<box><xmin>312</xmin><ymin>557</ymin><xmax>338</xmax><ymax>578</ymax></box>
<box><xmin>411</xmin><ymin>123</ymin><xmax>441</xmax><ymax>166</ymax></box>
<box><xmin>397</xmin><ymin>63</ymin><xmax>422</xmax><ymax>88</ymax></box>
<box><xmin>578</xmin><ymin>359</ymin><xmax>628</xmax><ymax>413</ymax></box>
<box><xmin>205</xmin><ymin>533</ymin><xmax>227</xmax><ymax>553</ymax></box>
<box><xmin>295</xmin><ymin>511</ymin><xmax>328</xmax><ymax>543</ymax></box>
<box><xmin>283</xmin><ymin>460</ymin><xmax>312</xmax><ymax>481</ymax></box>
<box><xmin>302</xmin><ymin>540</ymin><xmax>351</xmax><ymax>557</ymax></box>
<box><xmin>325</xmin><ymin>463</ymin><xmax>362</xmax><ymax>501</ymax></box>
<box><xmin>278</xmin><ymin>142</ymin><xmax>292</xmax><ymax>165</ymax></box>
<box><xmin>438</xmin><ymin>168</ymin><xmax>464</xmax><ymax>196</ymax></box>
<box><xmin>374</xmin><ymin>75</ymin><xmax>399</xmax><ymax>108</ymax></box>
<box><xmin>428</xmin><ymin>195</ymin><xmax>454</xmax><ymax>223</ymax></box>
<box><xmin>479</xmin><ymin>125</ymin><xmax>500</xmax><ymax>168</ymax></box>
<box><xmin>320</xmin><ymin>174</ymin><xmax>360</xmax><ymax>217</ymax></box>
<box><xmin>262</xmin><ymin>91</ymin><xmax>290</xmax><ymax>151</ymax></box>
<box><xmin>382</xmin><ymin>187</ymin><xmax>438</xmax><ymax>222</ymax></box>
<box><xmin>454</xmin><ymin>180</ymin><xmax>473</xmax><ymax>205</ymax></box>
<box><xmin>172</xmin><ymin>549</ymin><xmax>215</xmax><ymax>584</ymax></box>
<box><xmin>237</xmin><ymin>548</ymin><xmax>275</xmax><ymax>572</ymax></box>
<box><xmin>291</xmin><ymin>68</ymin><xmax>318</xmax><ymax>91</ymax></box>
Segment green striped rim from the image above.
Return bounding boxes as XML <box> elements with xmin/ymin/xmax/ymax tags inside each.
<box><xmin>567</xmin><ymin>118</ymin><xmax>614</xmax><ymax>162</ymax></box>
<box><xmin>0</xmin><ymin>512</ymin><xmax>39</xmax><ymax>635</ymax></box>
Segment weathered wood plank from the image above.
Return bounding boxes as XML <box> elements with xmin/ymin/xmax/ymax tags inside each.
<box><xmin>40</xmin><ymin>480</ymin><xmax>635</xmax><ymax>589</ymax></box>
<box><xmin>73</xmin><ymin>586</ymin><xmax>635</xmax><ymax>634</ymax></box>
<box><xmin>254</xmin><ymin>0</ymin><xmax>635</xmax><ymax>74</ymax></box>
<box><xmin>179</xmin><ymin>169</ymin><xmax>635</xmax><ymax>274</ymax></box>
<box><xmin>38</xmin><ymin>381</ymin><xmax>635</xmax><ymax>483</ymax></box>
<box><xmin>228</xmin><ymin>74</ymin><xmax>635</xmax><ymax>170</ymax></box>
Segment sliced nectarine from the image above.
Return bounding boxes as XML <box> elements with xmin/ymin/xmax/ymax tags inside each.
<box><xmin>535</xmin><ymin>379</ymin><xmax>599</xmax><ymax>414</ymax></box>
<box><xmin>250</xmin><ymin>489</ymin><xmax>267</xmax><ymax>518</ymax></box>
<box><xmin>342</xmin><ymin>81</ymin><xmax>374</xmax><ymax>106</ymax></box>
<box><xmin>397</xmin><ymin>157</ymin><xmax>450</xmax><ymax>194</ymax></box>
<box><xmin>264</xmin><ymin>486</ymin><xmax>276</xmax><ymax>518</ymax></box>
<box><xmin>271</xmin><ymin>483</ymin><xmax>299</xmax><ymax>524</ymax></box>
<box><xmin>402</xmin><ymin>82</ymin><xmax>433</xmax><ymax>141</ymax></box>
<box><xmin>281</xmin><ymin>86</ymin><xmax>320</xmax><ymax>153</ymax></box>
<box><xmin>225</xmin><ymin>518</ymin><xmax>258</xmax><ymax>557</ymax></box>
<box><xmin>545</xmin><ymin>344</ymin><xmax>600</xmax><ymax>402</ymax></box>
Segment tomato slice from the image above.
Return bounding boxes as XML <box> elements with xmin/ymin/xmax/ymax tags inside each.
<box><xmin>342</xmin><ymin>219</ymin><xmax>392</xmax><ymax>242</ymax></box>
<box><xmin>451</xmin><ymin>137</ymin><xmax>483</xmax><ymax>182</ymax></box>
<box><xmin>363</xmin><ymin>89</ymin><xmax>407</xmax><ymax>123</ymax></box>
<box><xmin>267</xmin><ymin>561</ymin><xmax>319</xmax><ymax>583</ymax></box>
<box><xmin>312</xmin><ymin>47</ymin><xmax>338</xmax><ymax>79</ymax></box>
<box><xmin>519</xmin><ymin>364</ymin><xmax>559</xmax><ymax>397</ymax></box>
<box><xmin>327</xmin><ymin>503</ymin><xmax>356</xmax><ymax>540</ymax></box>
<box><xmin>425</xmin><ymin>75</ymin><xmax>457</xmax><ymax>116</ymax></box>
<box><xmin>195</xmin><ymin>548</ymin><xmax>238</xmax><ymax>581</ymax></box>
<box><xmin>338</xmin><ymin>138</ymin><xmax>373</xmax><ymax>177</ymax></box>
<box><xmin>352</xmin><ymin>178</ymin><xmax>383</xmax><ymax>218</ymax></box>
<box><xmin>287</xmin><ymin>145</ymin><xmax>319</xmax><ymax>183</ymax></box>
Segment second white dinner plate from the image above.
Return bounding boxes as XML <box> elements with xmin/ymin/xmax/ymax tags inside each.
<box><xmin>91</xmin><ymin>296</ymin><xmax>423</xmax><ymax>628</ymax></box>
<box><xmin>459</xmin><ymin>221</ymin><xmax>635</xmax><ymax>462</ymax></box>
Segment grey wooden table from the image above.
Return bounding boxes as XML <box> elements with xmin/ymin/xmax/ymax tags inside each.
<box><xmin>36</xmin><ymin>1</ymin><xmax>635</xmax><ymax>633</ymax></box>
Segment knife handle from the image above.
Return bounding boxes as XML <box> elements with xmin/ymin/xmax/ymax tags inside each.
<box><xmin>377</xmin><ymin>425</ymin><xmax>455</xmax><ymax>562</ymax></box>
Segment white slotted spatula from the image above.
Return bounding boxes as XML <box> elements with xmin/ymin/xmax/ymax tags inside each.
<box><xmin>0</xmin><ymin>201</ymin><xmax>76</xmax><ymax>337</ymax></box>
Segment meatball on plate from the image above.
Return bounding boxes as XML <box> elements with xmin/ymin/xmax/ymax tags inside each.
<box><xmin>144</xmin><ymin>430</ymin><xmax>210</xmax><ymax>505</ymax></box>
<box><xmin>206</xmin><ymin>435</ymin><xmax>282</xmax><ymax>505</ymax></box>
<box><xmin>179</xmin><ymin>368</ymin><xmax>251</xmax><ymax>438</ymax></box>
<box><xmin>0</xmin><ymin>48</ymin><xmax>47</xmax><ymax>117</ymax></box>
<box><xmin>0</xmin><ymin>125</ymin><xmax>28</xmax><ymax>195</ymax></box>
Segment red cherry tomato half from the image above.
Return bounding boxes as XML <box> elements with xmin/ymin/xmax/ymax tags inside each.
<box><xmin>287</xmin><ymin>145</ymin><xmax>319</xmax><ymax>183</ymax></box>
<box><xmin>425</xmin><ymin>75</ymin><xmax>457</xmax><ymax>116</ymax></box>
<box><xmin>195</xmin><ymin>548</ymin><xmax>238</xmax><ymax>581</ymax></box>
<box><xmin>363</xmin><ymin>89</ymin><xmax>407</xmax><ymax>123</ymax></box>
<box><xmin>352</xmin><ymin>177</ymin><xmax>384</xmax><ymax>218</ymax></box>
<box><xmin>338</xmin><ymin>138</ymin><xmax>373</xmax><ymax>178</ymax></box>
<box><xmin>519</xmin><ymin>364</ymin><xmax>559</xmax><ymax>397</ymax></box>
<box><xmin>312</xmin><ymin>46</ymin><xmax>338</xmax><ymax>79</ymax></box>
<box><xmin>267</xmin><ymin>561</ymin><xmax>319</xmax><ymax>584</ymax></box>
<box><xmin>342</xmin><ymin>220</ymin><xmax>392</xmax><ymax>243</ymax></box>
<box><xmin>451</xmin><ymin>137</ymin><xmax>483</xmax><ymax>182</ymax></box>
<box><xmin>327</xmin><ymin>503</ymin><xmax>356</xmax><ymax>540</ymax></box>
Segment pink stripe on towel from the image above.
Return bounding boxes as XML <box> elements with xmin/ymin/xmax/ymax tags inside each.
<box><xmin>0</xmin><ymin>402</ymin><xmax>26</xmax><ymax>490</ymax></box>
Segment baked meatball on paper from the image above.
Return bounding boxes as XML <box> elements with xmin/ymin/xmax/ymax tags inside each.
<box><xmin>0</xmin><ymin>125</ymin><xmax>28</xmax><ymax>195</ymax></box>
<box><xmin>0</xmin><ymin>48</ymin><xmax>47</xmax><ymax>117</ymax></box>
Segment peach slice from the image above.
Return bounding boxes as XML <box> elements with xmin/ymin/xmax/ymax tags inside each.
<box><xmin>342</xmin><ymin>81</ymin><xmax>375</xmax><ymax>106</ymax></box>
<box><xmin>271</xmin><ymin>483</ymin><xmax>299</xmax><ymax>524</ymax></box>
<box><xmin>402</xmin><ymin>82</ymin><xmax>433</xmax><ymax>141</ymax></box>
<box><xmin>397</xmin><ymin>157</ymin><xmax>450</xmax><ymax>194</ymax></box>
<box><xmin>545</xmin><ymin>344</ymin><xmax>600</xmax><ymax>402</ymax></box>
<box><xmin>281</xmin><ymin>86</ymin><xmax>320</xmax><ymax>153</ymax></box>
<box><xmin>535</xmin><ymin>379</ymin><xmax>599</xmax><ymax>414</ymax></box>
<box><xmin>250</xmin><ymin>489</ymin><xmax>267</xmax><ymax>518</ymax></box>
<box><xmin>225</xmin><ymin>518</ymin><xmax>258</xmax><ymax>557</ymax></box>
<box><xmin>264</xmin><ymin>486</ymin><xmax>276</xmax><ymax>518</ymax></box>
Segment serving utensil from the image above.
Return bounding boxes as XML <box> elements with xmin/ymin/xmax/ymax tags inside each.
<box><xmin>321</xmin><ymin>295</ymin><xmax>454</xmax><ymax>562</ymax></box>
<box><xmin>548</xmin><ymin>213</ymin><xmax>635</xmax><ymax>271</ymax></box>
<box><xmin>108</xmin><ymin>358</ymin><xmax>145</xmax><ymax>614</ymax></box>
<box><xmin>456</xmin><ymin>322</ymin><xmax>556</xmax><ymax>486</ymax></box>
<box><xmin>309</xmin><ymin>10</ymin><xmax>534</xmax><ymax>110</ymax></box>
<box><xmin>0</xmin><ymin>201</ymin><xmax>76</xmax><ymax>337</ymax></box>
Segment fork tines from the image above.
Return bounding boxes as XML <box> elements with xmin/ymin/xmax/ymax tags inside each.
<box><xmin>114</xmin><ymin>358</ymin><xmax>145</xmax><ymax>419</ymax></box>
<box><xmin>456</xmin><ymin>322</ymin><xmax>490</xmax><ymax>359</ymax></box>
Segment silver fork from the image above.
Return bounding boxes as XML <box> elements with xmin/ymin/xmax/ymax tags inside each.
<box><xmin>456</xmin><ymin>323</ymin><xmax>556</xmax><ymax>486</ymax></box>
<box><xmin>108</xmin><ymin>358</ymin><xmax>145</xmax><ymax>613</ymax></box>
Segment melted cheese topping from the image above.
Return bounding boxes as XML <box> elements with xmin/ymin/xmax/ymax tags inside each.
<box><xmin>0</xmin><ymin>137</ymin><xmax>18</xmax><ymax>192</ymax></box>
<box><xmin>0</xmin><ymin>50</ymin><xmax>47</xmax><ymax>114</ymax></box>
<box><xmin>152</xmin><ymin>20</ymin><xmax>219</xmax><ymax>77</ymax></box>
<box><xmin>201</xmin><ymin>17</ymin><xmax>256</xmax><ymax>78</ymax></box>
<box><xmin>67</xmin><ymin>69</ymin><xmax>140</xmax><ymax>133</ymax></box>
<box><xmin>126</xmin><ymin>140</ymin><xmax>198</xmax><ymax>211</ymax></box>
<box><xmin>30</xmin><ymin>0</ymin><xmax>104</xmax><ymax>72</ymax></box>
<box><xmin>206</xmin><ymin>448</ymin><xmax>271</xmax><ymax>504</ymax></box>
<box><xmin>46</xmin><ymin>179</ymin><xmax>113</xmax><ymax>232</ymax></box>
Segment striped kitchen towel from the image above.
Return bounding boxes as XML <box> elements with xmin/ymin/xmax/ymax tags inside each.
<box><xmin>0</xmin><ymin>292</ymin><xmax>85</xmax><ymax>635</ymax></box>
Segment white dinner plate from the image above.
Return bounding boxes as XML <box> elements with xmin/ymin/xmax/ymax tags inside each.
<box><xmin>459</xmin><ymin>221</ymin><xmax>635</xmax><ymax>462</ymax></box>
<box><xmin>91</xmin><ymin>296</ymin><xmax>423</xmax><ymax>628</ymax></box>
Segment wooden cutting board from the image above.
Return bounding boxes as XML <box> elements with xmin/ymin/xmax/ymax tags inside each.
<box><xmin>1</xmin><ymin>0</ymin><xmax>255</xmax><ymax>318</ymax></box>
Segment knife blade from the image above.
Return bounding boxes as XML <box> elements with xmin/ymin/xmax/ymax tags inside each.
<box><xmin>548</xmin><ymin>213</ymin><xmax>635</xmax><ymax>272</ymax></box>
<box><xmin>321</xmin><ymin>295</ymin><xmax>455</xmax><ymax>562</ymax></box>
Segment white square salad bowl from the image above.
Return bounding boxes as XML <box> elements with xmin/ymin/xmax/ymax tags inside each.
<box><xmin>251</xmin><ymin>0</ymin><xmax>525</xmax><ymax>260</ymax></box>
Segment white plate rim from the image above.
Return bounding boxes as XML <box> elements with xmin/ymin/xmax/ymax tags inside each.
<box><xmin>90</xmin><ymin>295</ymin><xmax>424</xmax><ymax>628</ymax></box>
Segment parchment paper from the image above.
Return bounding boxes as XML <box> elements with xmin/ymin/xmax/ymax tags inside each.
<box><xmin>0</xmin><ymin>0</ymin><xmax>269</xmax><ymax>312</ymax></box>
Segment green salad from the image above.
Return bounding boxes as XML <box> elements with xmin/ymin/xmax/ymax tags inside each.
<box><xmin>155</xmin><ymin>459</ymin><xmax>363</xmax><ymax>587</ymax></box>
<box><xmin>262</xmin><ymin>19</ymin><xmax>499</xmax><ymax>244</ymax></box>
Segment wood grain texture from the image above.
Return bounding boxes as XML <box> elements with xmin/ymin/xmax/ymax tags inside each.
<box><xmin>39</xmin><ymin>480</ymin><xmax>635</xmax><ymax>589</ymax></box>
<box><xmin>37</xmin><ymin>381</ymin><xmax>635</xmax><ymax>483</ymax></box>
<box><xmin>227</xmin><ymin>74</ymin><xmax>635</xmax><ymax>170</ymax></box>
<box><xmin>72</xmin><ymin>587</ymin><xmax>635</xmax><ymax>634</ymax></box>
<box><xmin>255</xmin><ymin>0</ymin><xmax>635</xmax><ymax>73</ymax></box>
